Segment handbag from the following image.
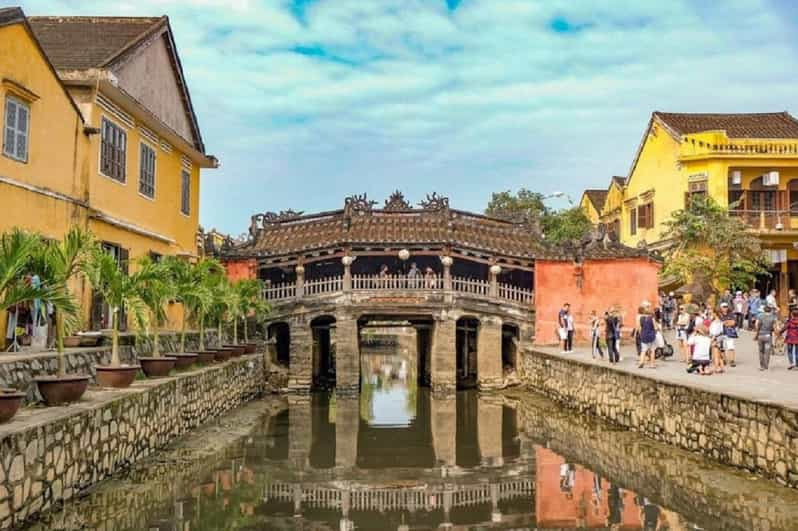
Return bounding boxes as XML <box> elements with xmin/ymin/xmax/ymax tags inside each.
<box><xmin>557</xmin><ymin>327</ymin><xmax>567</xmax><ymax>341</ymax></box>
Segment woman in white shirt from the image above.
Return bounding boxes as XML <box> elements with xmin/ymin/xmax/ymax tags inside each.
<box><xmin>687</xmin><ymin>325</ymin><xmax>713</xmax><ymax>375</ymax></box>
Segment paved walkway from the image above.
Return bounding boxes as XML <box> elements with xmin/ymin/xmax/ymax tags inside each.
<box><xmin>534</xmin><ymin>329</ymin><xmax>798</xmax><ymax>410</ymax></box>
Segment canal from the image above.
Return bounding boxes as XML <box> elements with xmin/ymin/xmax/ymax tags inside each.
<box><xmin>23</xmin><ymin>335</ymin><xmax>798</xmax><ymax>530</ymax></box>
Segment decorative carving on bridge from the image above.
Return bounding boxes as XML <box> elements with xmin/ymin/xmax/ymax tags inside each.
<box><xmin>263</xmin><ymin>210</ymin><xmax>304</xmax><ymax>223</ymax></box>
<box><xmin>418</xmin><ymin>192</ymin><xmax>450</xmax><ymax>211</ymax></box>
<box><xmin>344</xmin><ymin>193</ymin><xmax>377</xmax><ymax>216</ymax></box>
<box><xmin>383</xmin><ymin>190</ymin><xmax>412</xmax><ymax>211</ymax></box>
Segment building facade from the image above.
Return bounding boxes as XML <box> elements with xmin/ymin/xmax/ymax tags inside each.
<box><xmin>0</xmin><ymin>7</ymin><xmax>216</xmax><ymax>344</ymax></box>
<box><xmin>581</xmin><ymin>111</ymin><xmax>798</xmax><ymax>300</ymax></box>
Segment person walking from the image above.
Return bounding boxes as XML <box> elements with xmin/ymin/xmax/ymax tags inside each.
<box><xmin>748</xmin><ymin>289</ymin><xmax>762</xmax><ymax>331</ymax></box>
<box><xmin>708</xmin><ymin>309</ymin><xmax>726</xmax><ymax>374</ymax></box>
<box><xmin>637</xmin><ymin>307</ymin><xmax>657</xmax><ymax>369</ymax></box>
<box><xmin>732</xmin><ymin>291</ymin><xmax>746</xmax><ymax>330</ymax></box>
<box><xmin>781</xmin><ymin>307</ymin><xmax>798</xmax><ymax>370</ymax></box>
<box><xmin>663</xmin><ymin>292</ymin><xmax>676</xmax><ymax>330</ymax></box>
<box><xmin>719</xmin><ymin>302</ymin><xmax>738</xmax><ymax>368</ymax></box>
<box><xmin>676</xmin><ymin>305</ymin><xmax>690</xmax><ymax>363</ymax></box>
<box><xmin>605</xmin><ymin>310</ymin><xmax>621</xmax><ymax>364</ymax></box>
<box><xmin>590</xmin><ymin>310</ymin><xmax>604</xmax><ymax>360</ymax></box>
<box><xmin>558</xmin><ymin>303</ymin><xmax>573</xmax><ymax>353</ymax></box>
<box><xmin>755</xmin><ymin>305</ymin><xmax>778</xmax><ymax>371</ymax></box>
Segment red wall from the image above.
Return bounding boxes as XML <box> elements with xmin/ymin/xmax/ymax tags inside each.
<box><xmin>225</xmin><ymin>259</ymin><xmax>257</xmax><ymax>281</ymax></box>
<box><xmin>534</xmin><ymin>258</ymin><xmax>660</xmax><ymax>345</ymax></box>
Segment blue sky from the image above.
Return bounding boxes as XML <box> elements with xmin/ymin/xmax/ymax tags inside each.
<box><xmin>18</xmin><ymin>0</ymin><xmax>798</xmax><ymax>237</ymax></box>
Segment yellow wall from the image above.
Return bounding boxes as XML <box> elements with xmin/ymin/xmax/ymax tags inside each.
<box><xmin>620</xmin><ymin>122</ymin><xmax>682</xmax><ymax>247</ymax></box>
<box><xmin>579</xmin><ymin>194</ymin><xmax>600</xmax><ymax>223</ymax></box>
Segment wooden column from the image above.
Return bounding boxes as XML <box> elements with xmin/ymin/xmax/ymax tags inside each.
<box><xmin>342</xmin><ymin>255</ymin><xmax>354</xmax><ymax>291</ymax></box>
<box><xmin>295</xmin><ymin>263</ymin><xmax>305</xmax><ymax>300</ymax></box>
<box><xmin>441</xmin><ymin>255</ymin><xmax>453</xmax><ymax>291</ymax></box>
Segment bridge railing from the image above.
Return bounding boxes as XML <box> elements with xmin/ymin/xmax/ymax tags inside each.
<box><xmin>262</xmin><ymin>273</ymin><xmax>534</xmax><ymax>306</ymax></box>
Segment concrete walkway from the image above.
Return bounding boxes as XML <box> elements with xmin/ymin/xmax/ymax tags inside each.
<box><xmin>534</xmin><ymin>329</ymin><xmax>798</xmax><ymax>410</ymax></box>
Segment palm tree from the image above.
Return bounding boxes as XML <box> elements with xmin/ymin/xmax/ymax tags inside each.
<box><xmin>82</xmin><ymin>248</ymin><xmax>150</xmax><ymax>366</ymax></box>
<box><xmin>188</xmin><ymin>258</ymin><xmax>223</xmax><ymax>352</ymax></box>
<box><xmin>209</xmin><ymin>276</ymin><xmax>233</xmax><ymax>346</ymax></box>
<box><xmin>36</xmin><ymin>228</ymin><xmax>96</xmax><ymax>376</ymax></box>
<box><xmin>134</xmin><ymin>257</ymin><xmax>174</xmax><ymax>357</ymax></box>
<box><xmin>223</xmin><ymin>280</ymin><xmax>243</xmax><ymax>345</ymax></box>
<box><xmin>234</xmin><ymin>279</ymin><xmax>264</xmax><ymax>343</ymax></box>
<box><xmin>163</xmin><ymin>256</ymin><xmax>223</xmax><ymax>353</ymax></box>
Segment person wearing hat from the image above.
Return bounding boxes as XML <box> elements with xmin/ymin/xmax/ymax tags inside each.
<box><xmin>755</xmin><ymin>304</ymin><xmax>778</xmax><ymax>370</ymax></box>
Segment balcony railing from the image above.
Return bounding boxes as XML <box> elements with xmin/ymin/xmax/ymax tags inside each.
<box><xmin>262</xmin><ymin>273</ymin><xmax>534</xmax><ymax>306</ymax></box>
<box><xmin>729</xmin><ymin>209</ymin><xmax>794</xmax><ymax>230</ymax></box>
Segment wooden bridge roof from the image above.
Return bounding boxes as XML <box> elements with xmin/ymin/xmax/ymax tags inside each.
<box><xmin>223</xmin><ymin>193</ymin><xmax>650</xmax><ymax>262</ymax></box>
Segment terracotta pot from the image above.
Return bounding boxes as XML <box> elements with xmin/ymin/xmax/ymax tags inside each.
<box><xmin>63</xmin><ymin>336</ymin><xmax>82</xmax><ymax>348</ymax></box>
<box><xmin>138</xmin><ymin>357</ymin><xmax>177</xmax><ymax>378</ymax></box>
<box><xmin>214</xmin><ymin>349</ymin><xmax>232</xmax><ymax>363</ymax></box>
<box><xmin>79</xmin><ymin>335</ymin><xmax>101</xmax><ymax>347</ymax></box>
<box><xmin>171</xmin><ymin>353</ymin><xmax>198</xmax><ymax>370</ymax></box>
<box><xmin>243</xmin><ymin>343</ymin><xmax>257</xmax><ymax>354</ymax></box>
<box><xmin>0</xmin><ymin>389</ymin><xmax>26</xmax><ymax>422</ymax></box>
<box><xmin>222</xmin><ymin>345</ymin><xmax>245</xmax><ymax>357</ymax></box>
<box><xmin>34</xmin><ymin>375</ymin><xmax>90</xmax><ymax>406</ymax></box>
<box><xmin>195</xmin><ymin>351</ymin><xmax>217</xmax><ymax>364</ymax></box>
<box><xmin>95</xmin><ymin>365</ymin><xmax>140</xmax><ymax>388</ymax></box>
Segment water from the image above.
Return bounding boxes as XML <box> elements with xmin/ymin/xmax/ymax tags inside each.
<box><xmin>26</xmin><ymin>340</ymin><xmax>798</xmax><ymax>531</ymax></box>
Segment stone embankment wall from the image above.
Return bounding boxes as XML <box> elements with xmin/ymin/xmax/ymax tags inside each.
<box><xmin>0</xmin><ymin>354</ymin><xmax>263</xmax><ymax>530</ymax></box>
<box><xmin>0</xmin><ymin>331</ymin><xmax>221</xmax><ymax>404</ymax></box>
<box><xmin>521</xmin><ymin>350</ymin><xmax>798</xmax><ymax>489</ymax></box>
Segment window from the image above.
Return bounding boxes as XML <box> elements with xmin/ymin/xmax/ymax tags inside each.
<box><xmin>139</xmin><ymin>143</ymin><xmax>156</xmax><ymax>198</ymax></box>
<box><xmin>685</xmin><ymin>181</ymin><xmax>707</xmax><ymax>207</ymax></box>
<box><xmin>91</xmin><ymin>243</ymin><xmax>129</xmax><ymax>331</ymax></box>
<box><xmin>789</xmin><ymin>180</ymin><xmax>798</xmax><ymax>215</ymax></box>
<box><xmin>3</xmin><ymin>96</ymin><xmax>29</xmax><ymax>162</ymax></box>
<box><xmin>148</xmin><ymin>251</ymin><xmax>162</xmax><ymax>263</ymax></box>
<box><xmin>629</xmin><ymin>208</ymin><xmax>637</xmax><ymax>236</ymax></box>
<box><xmin>637</xmin><ymin>203</ymin><xmax>654</xmax><ymax>229</ymax></box>
<box><xmin>180</xmin><ymin>169</ymin><xmax>190</xmax><ymax>215</ymax></box>
<box><xmin>100</xmin><ymin>117</ymin><xmax>126</xmax><ymax>182</ymax></box>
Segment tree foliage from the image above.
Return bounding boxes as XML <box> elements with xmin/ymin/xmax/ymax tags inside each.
<box><xmin>485</xmin><ymin>188</ymin><xmax>592</xmax><ymax>243</ymax></box>
<box><xmin>661</xmin><ymin>195</ymin><xmax>769</xmax><ymax>297</ymax></box>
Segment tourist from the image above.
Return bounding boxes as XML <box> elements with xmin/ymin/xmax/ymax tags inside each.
<box><xmin>755</xmin><ymin>305</ymin><xmax>777</xmax><ymax>371</ymax></box>
<box><xmin>605</xmin><ymin>310</ymin><xmax>621</xmax><ymax>363</ymax></box>
<box><xmin>789</xmin><ymin>289</ymin><xmax>798</xmax><ymax>311</ymax></box>
<box><xmin>687</xmin><ymin>325</ymin><xmax>713</xmax><ymax>375</ymax></box>
<box><xmin>708</xmin><ymin>309</ymin><xmax>725</xmax><ymax>374</ymax></box>
<box><xmin>637</xmin><ymin>306</ymin><xmax>657</xmax><ymax>369</ymax></box>
<box><xmin>720</xmin><ymin>288</ymin><xmax>733</xmax><ymax>306</ymax></box>
<box><xmin>732</xmin><ymin>291</ymin><xmax>746</xmax><ymax>329</ymax></box>
<box><xmin>424</xmin><ymin>267</ymin><xmax>436</xmax><ymax>289</ymax></box>
<box><xmin>748</xmin><ymin>289</ymin><xmax>762</xmax><ymax>330</ymax></box>
<box><xmin>719</xmin><ymin>302</ymin><xmax>738</xmax><ymax>368</ymax></box>
<box><xmin>766</xmin><ymin>289</ymin><xmax>778</xmax><ymax>311</ymax></box>
<box><xmin>407</xmin><ymin>262</ymin><xmax>420</xmax><ymax>287</ymax></box>
<box><xmin>559</xmin><ymin>303</ymin><xmax>574</xmax><ymax>353</ymax></box>
<box><xmin>676</xmin><ymin>305</ymin><xmax>690</xmax><ymax>363</ymax></box>
<box><xmin>589</xmin><ymin>310</ymin><xmax>604</xmax><ymax>360</ymax></box>
<box><xmin>781</xmin><ymin>307</ymin><xmax>798</xmax><ymax>370</ymax></box>
<box><xmin>662</xmin><ymin>292</ymin><xmax>676</xmax><ymax>330</ymax></box>
<box><xmin>379</xmin><ymin>264</ymin><xmax>389</xmax><ymax>277</ymax></box>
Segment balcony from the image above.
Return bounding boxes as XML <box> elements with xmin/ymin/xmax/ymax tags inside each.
<box><xmin>729</xmin><ymin>209</ymin><xmax>797</xmax><ymax>232</ymax></box>
<box><xmin>680</xmin><ymin>135</ymin><xmax>798</xmax><ymax>161</ymax></box>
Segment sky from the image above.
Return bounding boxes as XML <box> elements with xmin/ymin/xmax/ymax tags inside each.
<box><xmin>17</xmin><ymin>0</ymin><xmax>798</xmax><ymax>237</ymax></box>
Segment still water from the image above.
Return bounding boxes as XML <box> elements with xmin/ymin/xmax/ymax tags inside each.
<box><xmin>27</xmin><ymin>337</ymin><xmax>798</xmax><ymax>530</ymax></box>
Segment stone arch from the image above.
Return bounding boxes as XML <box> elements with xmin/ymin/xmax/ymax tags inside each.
<box><xmin>267</xmin><ymin>321</ymin><xmax>290</xmax><ymax>367</ymax></box>
<box><xmin>455</xmin><ymin>316</ymin><xmax>480</xmax><ymax>389</ymax></box>
<box><xmin>501</xmin><ymin>322</ymin><xmax>520</xmax><ymax>373</ymax></box>
<box><xmin>310</xmin><ymin>315</ymin><xmax>337</xmax><ymax>390</ymax></box>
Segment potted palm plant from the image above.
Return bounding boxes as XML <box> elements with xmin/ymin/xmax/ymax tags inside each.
<box><xmin>221</xmin><ymin>280</ymin><xmax>245</xmax><ymax>357</ymax></box>
<box><xmin>135</xmin><ymin>257</ymin><xmax>180</xmax><ymax>376</ymax></box>
<box><xmin>185</xmin><ymin>258</ymin><xmax>222</xmax><ymax>365</ymax></box>
<box><xmin>33</xmin><ymin>227</ymin><xmax>95</xmax><ymax>405</ymax></box>
<box><xmin>83</xmin><ymin>248</ymin><xmax>146</xmax><ymax>388</ymax></box>
<box><xmin>210</xmin><ymin>278</ymin><xmax>234</xmax><ymax>362</ymax></box>
<box><xmin>236</xmin><ymin>279</ymin><xmax>266</xmax><ymax>354</ymax></box>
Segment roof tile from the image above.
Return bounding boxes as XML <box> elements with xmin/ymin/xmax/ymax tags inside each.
<box><xmin>654</xmin><ymin>111</ymin><xmax>798</xmax><ymax>139</ymax></box>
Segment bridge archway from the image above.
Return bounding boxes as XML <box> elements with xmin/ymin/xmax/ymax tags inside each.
<box><xmin>268</xmin><ymin>322</ymin><xmax>291</xmax><ymax>367</ymax></box>
<box><xmin>310</xmin><ymin>315</ymin><xmax>336</xmax><ymax>390</ymax></box>
<box><xmin>456</xmin><ymin>317</ymin><xmax>480</xmax><ymax>389</ymax></box>
<box><xmin>502</xmin><ymin>323</ymin><xmax>520</xmax><ymax>373</ymax></box>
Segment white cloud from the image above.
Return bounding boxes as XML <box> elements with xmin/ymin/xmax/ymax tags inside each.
<box><xmin>17</xmin><ymin>0</ymin><xmax>798</xmax><ymax>232</ymax></box>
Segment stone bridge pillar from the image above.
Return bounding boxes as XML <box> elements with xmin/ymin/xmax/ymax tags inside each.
<box><xmin>431</xmin><ymin>312</ymin><xmax>456</xmax><ymax>393</ymax></box>
<box><xmin>477</xmin><ymin>316</ymin><xmax>503</xmax><ymax>390</ymax></box>
<box><xmin>336</xmin><ymin>396</ymin><xmax>360</xmax><ymax>468</ymax></box>
<box><xmin>335</xmin><ymin>312</ymin><xmax>360</xmax><ymax>393</ymax></box>
<box><xmin>288</xmin><ymin>316</ymin><xmax>312</xmax><ymax>391</ymax></box>
<box><xmin>478</xmin><ymin>397</ymin><xmax>504</xmax><ymax>466</ymax></box>
<box><xmin>431</xmin><ymin>395</ymin><xmax>456</xmax><ymax>467</ymax></box>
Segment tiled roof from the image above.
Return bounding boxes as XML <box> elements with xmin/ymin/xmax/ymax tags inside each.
<box><xmin>654</xmin><ymin>111</ymin><xmax>798</xmax><ymax>139</ymax></box>
<box><xmin>27</xmin><ymin>16</ymin><xmax>165</xmax><ymax>70</ymax></box>
<box><xmin>0</xmin><ymin>7</ymin><xmax>24</xmax><ymax>27</ymax></box>
<box><xmin>228</xmin><ymin>196</ymin><xmax>650</xmax><ymax>262</ymax></box>
<box><xmin>583</xmin><ymin>189</ymin><xmax>608</xmax><ymax>211</ymax></box>
<box><xmin>611</xmin><ymin>176</ymin><xmax>626</xmax><ymax>188</ymax></box>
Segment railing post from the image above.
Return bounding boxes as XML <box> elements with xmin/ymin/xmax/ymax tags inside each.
<box><xmin>342</xmin><ymin>255</ymin><xmax>353</xmax><ymax>292</ymax></box>
<box><xmin>760</xmin><ymin>210</ymin><xmax>766</xmax><ymax>230</ymax></box>
<box><xmin>489</xmin><ymin>264</ymin><xmax>500</xmax><ymax>298</ymax></box>
<box><xmin>440</xmin><ymin>255</ymin><xmax>453</xmax><ymax>291</ymax></box>
<box><xmin>295</xmin><ymin>264</ymin><xmax>305</xmax><ymax>300</ymax></box>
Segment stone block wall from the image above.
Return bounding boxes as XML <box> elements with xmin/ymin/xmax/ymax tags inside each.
<box><xmin>0</xmin><ymin>330</ymin><xmax>222</xmax><ymax>404</ymax></box>
<box><xmin>0</xmin><ymin>355</ymin><xmax>264</xmax><ymax>529</ymax></box>
<box><xmin>521</xmin><ymin>350</ymin><xmax>798</xmax><ymax>488</ymax></box>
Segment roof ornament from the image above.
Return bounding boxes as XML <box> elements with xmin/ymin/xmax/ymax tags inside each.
<box><xmin>383</xmin><ymin>190</ymin><xmax>412</xmax><ymax>211</ymax></box>
<box><xmin>418</xmin><ymin>192</ymin><xmax>450</xmax><ymax>211</ymax></box>
<box><xmin>344</xmin><ymin>193</ymin><xmax>377</xmax><ymax>216</ymax></box>
<box><xmin>262</xmin><ymin>210</ymin><xmax>304</xmax><ymax>224</ymax></box>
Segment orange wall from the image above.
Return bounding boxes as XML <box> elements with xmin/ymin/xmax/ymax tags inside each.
<box><xmin>534</xmin><ymin>258</ymin><xmax>660</xmax><ymax>345</ymax></box>
<box><xmin>225</xmin><ymin>259</ymin><xmax>257</xmax><ymax>281</ymax></box>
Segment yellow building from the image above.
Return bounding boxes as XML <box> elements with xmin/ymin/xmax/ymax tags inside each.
<box><xmin>1</xmin><ymin>7</ymin><xmax>217</xmax><ymax>343</ymax></box>
<box><xmin>583</xmin><ymin>111</ymin><xmax>798</xmax><ymax>302</ymax></box>
<box><xmin>578</xmin><ymin>189</ymin><xmax>607</xmax><ymax>224</ymax></box>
